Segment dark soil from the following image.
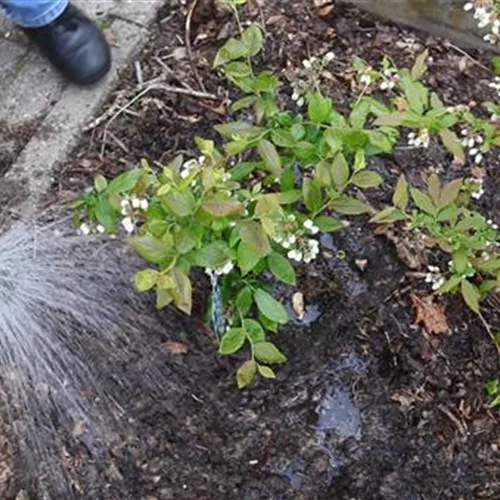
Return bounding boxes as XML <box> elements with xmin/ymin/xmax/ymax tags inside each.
<box><xmin>6</xmin><ymin>0</ymin><xmax>500</xmax><ymax>499</ymax></box>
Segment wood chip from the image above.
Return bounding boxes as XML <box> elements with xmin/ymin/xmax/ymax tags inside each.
<box><xmin>410</xmin><ymin>293</ymin><xmax>450</xmax><ymax>336</ymax></box>
<box><xmin>162</xmin><ymin>341</ymin><xmax>188</xmax><ymax>355</ymax></box>
<box><xmin>292</xmin><ymin>292</ymin><xmax>305</xmax><ymax>320</ymax></box>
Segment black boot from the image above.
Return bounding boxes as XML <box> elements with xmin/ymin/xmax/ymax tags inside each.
<box><xmin>23</xmin><ymin>4</ymin><xmax>111</xmax><ymax>86</ymax></box>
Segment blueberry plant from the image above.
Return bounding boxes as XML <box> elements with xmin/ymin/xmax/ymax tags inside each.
<box><xmin>74</xmin><ymin>0</ymin><xmax>500</xmax><ymax>387</ymax></box>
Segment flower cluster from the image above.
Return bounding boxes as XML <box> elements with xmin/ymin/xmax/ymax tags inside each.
<box><xmin>292</xmin><ymin>52</ymin><xmax>335</xmax><ymax>107</ymax></box>
<box><xmin>425</xmin><ymin>265</ymin><xmax>446</xmax><ymax>291</ymax></box>
<box><xmin>205</xmin><ymin>261</ymin><xmax>235</xmax><ymax>277</ymax></box>
<box><xmin>180</xmin><ymin>156</ymin><xmax>205</xmax><ymax>179</ymax></box>
<box><xmin>302</xmin><ymin>52</ymin><xmax>335</xmax><ymax>71</ymax></box>
<box><xmin>464</xmin><ymin>1</ymin><xmax>500</xmax><ymax>44</ymax></box>
<box><xmin>120</xmin><ymin>195</ymin><xmax>149</xmax><ymax>234</ymax></box>
<box><xmin>78</xmin><ymin>221</ymin><xmax>106</xmax><ymax>236</ymax></box>
<box><xmin>489</xmin><ymin>77</ymin><xmax>500</xmax><ymax>98</ymax></box>
<box><xmin>379</xmin><ymin>68</ymin><xmax>400</xmax><ymax>91</ymax></box>
<box><xmin>273</xmin><ymin>216</ymin><xmax>320</xmax><ymax>263</ymax></box>
<box><xmin>460</xmin><ymin>129</ymin><xmax>484</xmax><ymax>165</ymax></box>
<box><xmin>468</xmin><ymin>177</ymin><xmax>485</xmax><ymax>200</ymax></box>
<box><xmin>407</xmin><ymin>128</ymin><xmax>430</xmax><ymax>148</ymax></box>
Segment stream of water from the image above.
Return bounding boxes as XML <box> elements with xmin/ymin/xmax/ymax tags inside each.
<box><xmin>0</xmin><ymin>216</ymin><xmax>170</xmax><ymax>498</ymax></box>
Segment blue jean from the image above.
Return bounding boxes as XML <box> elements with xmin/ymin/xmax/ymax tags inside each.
<box><xmin>0</xmin><ymin>0</ymin><xmax>68</xmax><ymax>28</ymax></box>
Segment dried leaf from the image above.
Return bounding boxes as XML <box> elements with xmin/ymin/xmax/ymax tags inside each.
<box><xmin>410</xmin><ymin>293</ymin><xmax>450</xmax><ymax>336</ymax></box>
<box><xmin>162</xmin><ymin>341</ymin><xmax>188</xmax><ymax>355</ymax></box>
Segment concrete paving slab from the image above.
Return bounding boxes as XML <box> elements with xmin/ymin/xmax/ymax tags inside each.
<box><xmin>0</xmin><ymin>0</ymin><xmax>166</xmax><ymax>215</ymax></box>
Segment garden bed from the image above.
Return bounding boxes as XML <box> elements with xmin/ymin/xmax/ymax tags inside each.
<box><xmin>8</xmin><ymin>0</ymin><xmax>500</xmax><ymax>498</ymax></box>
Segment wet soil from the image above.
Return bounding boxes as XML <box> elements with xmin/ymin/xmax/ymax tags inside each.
<box><xmin>5</xmin><ymin>0</ymin><xmax>500</xmax><ymax>498</ymax></box>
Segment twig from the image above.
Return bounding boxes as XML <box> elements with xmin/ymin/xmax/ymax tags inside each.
<box><xmin>145</xmin><ymin>83</ymin><xmax>219</xmax><ymax>100</ymax></box>
<box><xmin>478</xmin><ymin>311</ymin><xmax>500</xmax><ymax>362</ymax></box>
<box><xmin>438</xmin><ymin>404</ymin><xmax>467</xmax><ymax>437</ymax></box>
<box><xmin>185</xmin><ymin>0</ymin><xmax>206</xmax><ymax>92</ymax></box>
<box><xmin>134</xmin><ymin>60</ymin><xmax>143</xmax><ymax>86</ymax></box>
<box><xmin>445</xmin><ymin>42</ymin><xmax>492</xmax><ymax>73</ymax></box>
<box><xmin>100</xmin><ymin>84</ymin><xmax>219</xmax><ymax>157</ymax></box>
<box><xmin>100</xmin><ymin>86</ymin><xmax>154</xmax><ymax>157</ymax></box>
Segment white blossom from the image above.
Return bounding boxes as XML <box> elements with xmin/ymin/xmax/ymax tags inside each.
<box><xmin>96</xmin><ymin>225</ymin><xmax>106</xmax><ymax>234</ymax></box>
<box><xmin>288</xmin><ymin>249</ymin><xmax>303</xmax><ymax>262</ymax></box>
<box><xmin>121</xmin><ymin>217</ymin><xmax>135</xmax><ymax>234</ymax></box>
<box><xmin>303</xmin><ymin>219</ymin><xmax>320</xmax><ymax>234</ymax></box>
<box><xmin>79</xmin><ymin>223</ymin><xmax>91</xmax><ymax>236</ymax></box>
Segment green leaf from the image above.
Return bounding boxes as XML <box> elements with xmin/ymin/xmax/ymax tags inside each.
<box><xmin>128</xmin><ymin>234</ymin><xmax>175</xmax><ymax>264</ymax></box>
<box><xmin>353</xmin><ymin>149</ymin><xmax>366</xmax><ymax>172</ymax></box>
<box><xmin>236</xmin><ymin>287</ymin><xmax>253</xmax><ymax>315</ymax></box>
<box><xmin>392</xmin><ymin>175</ymin><xmax>409</xmax><ymax>211</ymax></box>
<box><xmin>239</xmin><ymin>221</ymin><xmax>272</xmax><ymax>256</ymax></box>
<box><xmin>487</xmin><ymin>379</ymin><xmax>499</xmax><ymax>397</ymax></box>
<box><xmin>95</xmin><ymin>196</ymin><xmax>117</xmax><ymax>231</ymax></box>
<box><xmin>439</xmin><ymin>178</ymin><xmax>463</xmax><ymax>208</ymax></box>
<box><xmin>271</xmin><ymin>129</ymin><xmax>296</xmax><ymax>148</ymax></box>
<box><xmin>134</xmin><ymin>269</ymin><xmax>159</xmax><ymax>292</ymax></box>
<box><xmin>374</xmin><ymin>113</ymin><xmax>406</xmax><ymax>127</ymax></box>
<box><xmin>308</xmin><ymin>93</ymin><xmax>333</xmax><ymax>123</ymax></box>
<box><xmin>255</xmin><ymin>193</ymin><xmax>281</xmax><ymax>217</ymax></box>
<box><xmin>430</xmin><ymin>92</ymin><xmax>444</xmax><ymax>109</ymax></box>
<box><xmin>257</xmin><ymin>365</ymin><xmax>276</xmax><ymax>379</ymax></box>
<box><xmin>225</xmin><ymin>61</ymin><xmax>252</xmax><ymax>78</ymax></box>
<box><xmin>202</xmin><ymin>199</ymin><xmax>244</xmax><ymax>217</ymax></box>
<box><xmin>268</xmin><ymin>252</ymin><xmax>296</xmax><ymax>285</ymax></box>
<box><xmin>489</xmin><ymin>394</ymin><xmax>500</xmax><ymax>408</ymax></box>
<box><xmin>243</xmin><ymin>319</ymin><xmax>265</xmax><ymax>343</ymax></box>
<box><xmin>108</xmin><ymin>169</ymin><xmax>142</xmax><ymax>194</ymax></box>
<box><xmin>241</xmin><ymin>25</ymin><xmax>264</xmax><ymax>56</ymax></box>
<box><xmin>231</xmin><ymin>95</ymin><xmax>257</xmax><ymax>112</ymax></box>
<box><xmin>257</xmin><ymin>139</ymin><xmax>282</xmax><ymax>176</ymax></box>
<box><xmin>302</xmin><ymin>178</ymin><xmax>323</xmax><ymax>213</ymax></box>
<box><xmin>279</xmin><ymin>190</ymin><xmax>302</xmax><ymax>204</ymax></box>
<box><xmin>461</xmin><ymin>279</ymin><xmax>480</xmax><ymax>314</ymax></box>
<box><xmin>156</xmin><ymin>288</ymin><xmax>173</xmax><ymax>309</ymax></box>
<box><xmin>170</xmin><ymin>267</ymin><xmax>192</xmax><ymax>315</ymax></box>
<box><xmin>162</xmin><ymin>190</ymin><xmax>195</xmax><ymax>217</ymax></box>
<box><xmin>453</xmin><ymin>249</ymin><xmax>468</xmax><ymax>275</ymax></box>
<box><xmin>230</xmin><ymin>161</ymin><xmax>261</xmax><ymax>181</ymax></box>
<box><xmin>314</xmin><ymin>215</ymin><xmax>344</xmax><ymax>232</ymax></box>
<box><xmin>253</xmin><ymin>71</ymin><xmax>279</xmax><ymax>92</ymax></box>
<box><xmin>369</xmin><ymin>206</ymin><xmax>406</xmax><ymax>224</ymax></box>
<box><xmin>290</xmin><ymin>123</ymin><xmax>306</xmax><ymax>140</ymax></box>
<box><xmin>439</xmin><ymin>129</ymin><xmax>465</xmax><ymax>161</ymax></box>
<box><xmin>427</xmin><ymin>173</ymin><xmax>441</xmax><ymax>206</ymax></box>
<box><xmin>351</xmin><ymin>170</ymin><xmax>383</xmax><ymax>189</ymax></box>
<box><xmin>237</xmin><ymin>241</ymin><xmax>262</xmax><ymax>275</ymax></box>
<box><xmin>254</xmin><ymin>342</ymin><xmax>287</xmax><ymax>364</ymax></box>
<box><xmin>254</xmin><ymin>288</ymin><xmax>289</xmax><ymax>324</ymax></box>
<box><xmin>94</xmin><ymin>174</ymin><xmax>107</xmax><ymax>192</ymax></box>
<box><xmin>330</xmin><ymin>196</ymin><xmax>370</xmax><ymax>215</ymax></box>
<box><xmin>411</xmin><ymin>49</ymin><xmax>429</xmax><ymax>81</ymax></box>
<box><xmin>410</xmin><ymin>188</ymin><xmax>436</xmax><ymax>216</ymax></box>
<box><xmin>436</xmin><ymin>275</ymin><xmax>462</xmax><ymax>295</ymax></box>
<box><xmin>175</xmin><ymin>230</ymin><xmax>196</xmax><ymax>254</ymax></box>
<box><xmin>219</xmin><ymin>328</ymin><xmax>246</xmax><ymax>354</ymax></box>
<box><xmin>214</xmin><ymin>38</ymin><xmax>248</xmax><ymax>67</ymax></box>
<box><xmin>237</xmin><ymin>359</ymin><xmax>257</xmax><ymax>389</ymax></box>
<box><xmin>191</xmin><ymin>241</ymin><xmax>230</xmax><ymax>269</ymax></box>
<box><xmin>349</xmin><ymin>100</ymin><xmax>371</xmax><ymax>128</ymax></box>
<box><xmin>315</xmin><ymin>160</ymin><xmax>333</xmax><ymax>188</ymax></box>
<box><xmin>332</xmin><ymin>153</ymin><xmax>350</xmax><ymax>191</ymax></box>
<box><xmin>214</xmin><ymin>121</ymin><xmax>263</xmax><ymax>138</ymax></box>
